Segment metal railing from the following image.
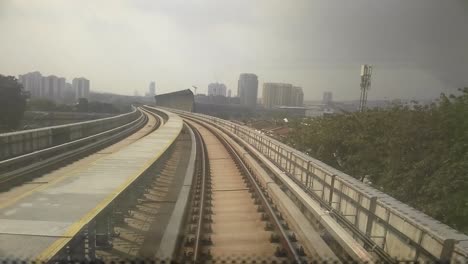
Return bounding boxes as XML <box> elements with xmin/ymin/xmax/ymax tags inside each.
<box><xmin>171</xmin><ymin>109</ymin><xmax>468</xmax><ymax>263</ymax></box>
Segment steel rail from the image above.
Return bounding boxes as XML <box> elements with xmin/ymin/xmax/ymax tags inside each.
<box><xmin>0</xmin><ymin>108</ymin><xmax>162</xmax><ymax>191</ymax></box>
<box><xmin>139</xmin><ymin>107</ymin><xmax>163</xmax><ymax>132</ymax></box>
<box><xmin>0</xmin><ymin>110</ymin><xmax>144</xmax><ymax>170</ymax></box>
<box><xmin>178</xmin><ymin>112</ymin><xmax>393</xmax><ymax>263</ymax></box>
<box><xmin>186</xmin><ymin>117</ymin><xmax>303</xmax><ymax>263</ymax></box>
<box><xmin>184</xmin><ymin>121</ymin><xmax>208</xmax><ymax>263</ymax></box>
<box><xmin>142</xmin><ymin>105</ymin><xmax>169</xmax><ymax>123</ymax></box>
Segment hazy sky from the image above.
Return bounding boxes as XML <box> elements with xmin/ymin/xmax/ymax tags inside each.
<box><xmin>1</xmin><ymin>0</ymin><xmax>467</xmax><ymax>100</ymax></box>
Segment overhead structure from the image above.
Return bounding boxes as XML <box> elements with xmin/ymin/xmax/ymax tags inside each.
<box><xmin>155</xmin><ymin>89</ymin><xmax>195</xmax><ymax>112</ymax></box>
<box><xmin>359</xmin><ymin>64</ymin><xmax>372</xmax><ymax>112</ymax></box>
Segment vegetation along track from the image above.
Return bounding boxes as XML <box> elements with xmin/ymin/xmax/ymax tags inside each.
<box><xmin>182</xmin><ymin>119</ymin><xmax>305</xmax><ymax>263</ymax></box>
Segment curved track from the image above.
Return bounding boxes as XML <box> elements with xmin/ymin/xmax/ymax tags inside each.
<box><xmin>0</xmin><ymin>108</ymin><xmax>161</xmax><ymax>206</ymax></box>
<box><xmin>183</xmin><ymin>120</ymin><xmax>304</xmax><ymax>262</ymax></box>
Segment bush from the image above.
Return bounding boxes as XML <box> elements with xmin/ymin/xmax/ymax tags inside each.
<box><xmin>287</xmin><ymin>88</ymin><xmax>468</xmax><ymax>233</ymax></box>
<box><xmin>0</xmin><ymin>75</ymin><xmax>27</xmax><ymax>131</ymax></box>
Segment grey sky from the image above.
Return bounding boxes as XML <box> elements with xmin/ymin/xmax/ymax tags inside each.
<box><xmin>0</xmin><ymin>0</ymin><xmax>467</xmax><ymax>100</ymax></box>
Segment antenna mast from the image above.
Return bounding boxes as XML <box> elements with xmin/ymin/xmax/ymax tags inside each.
<box><xmin>359</xmin><ymin>64</ymin><xmax>372</xmax><ymax>112</ymax></box>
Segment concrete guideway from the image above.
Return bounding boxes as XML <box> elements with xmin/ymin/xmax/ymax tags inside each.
<box><xmin>0</xmin><ymin>108</ymin><xmax>183</xmax><ymax>261</ymax></box>
<box><xmin>0</xmin><ymin>108</ymin><xmax>154</xmax><ymax>190</ymax></box>
<box><xmin>0</xmin><ymin>108</ymin><xmax>158</xmax><ymax>209</ymax></box>
<box><xmin>174</xmin><ymin>117</ymin><xmax>342</xmax><ymax>263</ymax></box>
<box><xmin>95</xmin><ymin>124</ymin><xmax>193</xmax><ymax>261</ymax></box>
<box><xmin>168</xmin><ymin>108</ymin><xmax>468</xmax><ymax>263</ymax></box>
<box><xmin>0</xmin><ymin>107</ymin><xmax>141</xmax><ymax>161</ymax></box>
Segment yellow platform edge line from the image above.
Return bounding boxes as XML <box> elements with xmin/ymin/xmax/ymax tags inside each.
<box><xmin>35</xmin><ymin>116</ymin><xmax>182</xmax><ymax>261</ymax></box>
<box><xmin>0</xmin><ymin>108</ymin><xmax>148</xmax><ymax>210</ymax></box>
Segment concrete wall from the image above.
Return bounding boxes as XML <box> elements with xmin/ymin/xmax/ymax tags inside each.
<box><xmin>21</xmin><ymin>111</ymin><xmax>116</xmax><ymax>129</ymax></box>
<box><xmin>177</xmin><ymin>110</ymin><xmax>468</xmax><ymax>263</ymax></box>
<box><xmin>0</xmin><ymin>108</ymin><xmax>140</xmax><ymax>161</ymax></box>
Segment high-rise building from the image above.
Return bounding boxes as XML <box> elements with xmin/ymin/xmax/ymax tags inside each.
<box><xmin>61</xmin><ymin>82</ymin><xmax>75</xmax><ymax>103</ymax></box>
<box><xmin>207</xmin><ymin>82</ymin><xmax>227</xmax><ymax>96</ymax></box>
<box><xmin>238</xmin><ymin>73</ymin><xmax>258</xmax><ymax>108</ymax></box>
<box><xmin>149</xmin><ymin>81</ymin><xmax>156</xmax><ymax>97</ymax></box>
<box><xmin>323</xmin><ymin>91</ymin><xmax>333</xmax><ymax>105</ymax></box>
<box><xmin>263</xmin><ymin>83</ymin><xmax>304</xmax><ymax>108</ymax></box>
<box><xmin>18</xmin><ymin>71</ymin><xmax>42</xmax><ymax>97</ymax></box>
<box><xmin>18</xmin><ymin>72</ymin><xmax>68</xmax><ymax>101</ymax></box>
<box><xmin>41</xmin><ymin>75</ymin><xmax>60</xmax><ymax>99</ymax></box>
<box><xmin>72</xmin><ymin>77</ymin><xmax>90</xmax><ymax>100</ymax></box>
<box><xmin>292</xmin><ymin>86</ymin><xmax>304</xmax><ymax>106</ymax></box>
<box><xmin>57</xmin><ymin>77</ymin><xmax>66</xmax><ymax>100</ymax></box>
<box><xmin>262</xmin><ymin>83</ymin><xmax>291</xmax><ymax>108</ymax></box>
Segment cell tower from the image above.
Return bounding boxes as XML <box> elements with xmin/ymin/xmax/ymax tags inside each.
<box><xmin>359</xmin><ymin>64</ymin><xmax>372</xmax><ymax>112</ymax></box>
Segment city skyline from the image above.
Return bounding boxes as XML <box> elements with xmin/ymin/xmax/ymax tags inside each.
<box><xmin>18</xmin><ymin>71</ymin><xmax>90</xmax><ymax>102</ymax></box>
<box><xmin>1</xmin><ymin>1</ymin><xmax>467</xmax><ymax>101</ymax></box>
<box><xmin>12</xmin><ymin>69</ymin><xmax>459</xmax><ymax>105</ymax></box>
<box><xmin>207</xmin><ymin>82</ymin><xmax>227</xmax><ymax>97</ymax></box>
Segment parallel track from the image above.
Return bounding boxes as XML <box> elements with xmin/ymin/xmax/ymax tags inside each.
<box><xmin>0</xmin><ymin>108</ymin><xmax>161</xmax><ymax>191</ymax></box>
<box><xmin>184</xmin><ymin>120</ymin><xmax>304</xmax><ymax>263</ymax></box>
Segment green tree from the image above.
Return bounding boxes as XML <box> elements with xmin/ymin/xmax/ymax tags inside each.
<box><xmin>27</xmin><ymin>98</ymin><xmax>57</xmax><ymax>111</ymax></box>
<box><xmin>0</xmin><ymin>75</ymin><xmax>27</xmax><ymax>131</ymax></box>
<box><xmin>287</xmin><ymin>90</ymin><xmax>468</xmax><ymax>234</ymax></box>
<box><xmin>77</xmin><ymin>98</ymin><xmax>89</xmax><ymax>112</ymax></box>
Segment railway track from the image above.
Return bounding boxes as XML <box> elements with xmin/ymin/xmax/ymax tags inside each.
<box><xmin>0</xmin><ymin>108</ymin><xmax>185</xmax><ymax>262</ymax></box>
<box><xmin>182</xmin><ymin>120</ymin><xmax>305</xmax><ymax>263</ymax></box>
<box><xmin>0</xmin><ymin>107</ymin><xmax>161</xmax><ymax>191</ymax></box>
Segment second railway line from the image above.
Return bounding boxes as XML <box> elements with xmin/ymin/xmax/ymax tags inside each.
<box><xmin>0</xmin><ymin>107</ymin><xmax>163</xmax><ymax>204</ymax></box>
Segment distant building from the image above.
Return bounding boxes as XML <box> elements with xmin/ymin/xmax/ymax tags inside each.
<box><xmin>323</xmin><ymin>91</ymin><xmax>333</xmax><ymax>105</ymax></box>
<box><xmin>65</xmin><ymin>82</ymin><xmax>73</xmax><ymax>92</ymax></box>
<box><xmin>230</xmin><ymin>96</ymin><xmax>240</xmax><ymax>104</ymax></box>
<box><xmin>57</xmin><ymin>77</ymin><xmax>66</xmax><ymax>99</ymax></box>
<box><xmin>149</xmin><ymin>81</ymin><xmax>156</xmax><ymax>97</ymax></box>
<box><xmin>41</xmin><ymin>75</ymin><xmax>61</xmax><ymax>100</ymax></box>
<box><xmin>72</xmin><ymin>77</ymin><xmax>90</xmax><ymax>100</ymax></box>
<box><xmin>18</xmin><ymin>71</ymin><xmax>68</xmax><ymax>101</ymax></box>
<box><xmin>228</xmin><ymin>89</ymin><xmax>232</xmax><ymax>97</ymax></box>
<box><xmin>238</xmin><ymin>73</ymin><xmax>258</xmax><ymax>108</ymax></box>
<box><xmin>263</xmin><ymin>83</ymin><xmax>291</xmax><ymax>109</ymax></box>
<box><xmin>18</xmin><ymin>71</ymin><xmax>43</xmax><ymax>97</ymax></box>
<box><xmin>208</xmin><ymin>82</ymin><xmax>227</xmax><ymax>96</ymax></box>
<box><xmin>62</xmin><ymin>82</ymin><xmax>75</xmax><ymax>103</ymax></box>
<box><xmin>291</xmin><ymin>86</ymin><xmax>304</xmax><ymax>106</ymax></box>
<box><xmin>263</xmin><ymin>83</ymin><xmax>303</xmax><ymax>108</ymax></box>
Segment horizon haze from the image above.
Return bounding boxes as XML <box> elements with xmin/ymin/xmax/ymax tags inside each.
<box><xmin>0</xmin><ymin>0</ymin><xmax>467</xmax><ymax>101</ymax></box>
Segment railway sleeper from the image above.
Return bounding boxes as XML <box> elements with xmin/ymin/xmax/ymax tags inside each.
<box><xmin>183</xmin><ymin>121</ymin><xmax>304</xmax><ymax>263</ymax></box>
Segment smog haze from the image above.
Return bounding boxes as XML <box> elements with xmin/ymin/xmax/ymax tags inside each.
<box><xmin>0</xmin><ymin>0</ymin><xmax>467</xmax><ymax>100</ymax></box>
